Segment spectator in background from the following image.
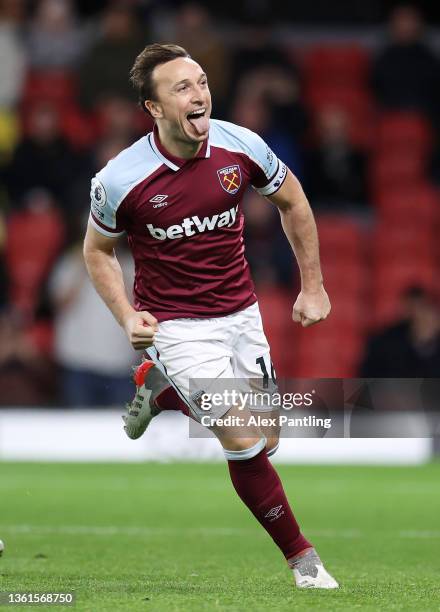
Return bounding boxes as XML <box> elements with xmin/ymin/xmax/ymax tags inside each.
<box><xmin>371</xmin><ymin>5</ymin><xmax>440</xmax><ymax>122</ymax></box>
<box><xmin>304</xmin><ymin>106</ymin><xmax>367</xmax><ymax>210</ymax></box>
<box><xmin>26</xmin><ymin>0</ymin><xmax>92</xmax><ymax>70</ymax></box>
<box><xmin>0</xmin><ymin>309</ymin><xmax>56</xmax><ymax>405</ymax></box>
<box><xmin>96</xmin><ymin>95</ymin><xmax>146</xmax><ymax>144</ymax></box>
<box><xmin>230</xmin><ymin>25</ymin><xmax>292</xmax><ymax>88</ymax></box>
<box><xmin>229</xmin><ymin>28</ymin><xmax>307</xmax><ymax>142</ymax></box>
<box><xmin>231</xmin><ymin>77</ymin><xmax>304</xmax><ymax>178</ymax></box>
<box><xmin>5</xmin><ymin>188</ymin><xmax>65</xmax><ymax>318</ymax></box>
<box><xmin>173</xmin><ymin>2</ymin><xmax>230</xmax><ymax>116</ymax></box>
<box><xmin>67</xmin><ymin>133</ymin><xmax>136</xmax><ymax>230</ymax></box>
<box><xmin>0</xmin><ymin>0</ymin><xmax>26</xmax><ymax>109</ymax></box>
<box><xmin>49</xmin><ymin>235</ymin><xmax>138</xmax><ymax>407</ymax></box>
<box><xmin>0</xmin><ymin>190</ymin><xmax>59</xmax><ymax>407</ymax></box>
<box><xmin>360</xmin><ymin>286</ymin><xmax>440</xmax><ymax>377</ymax></box>
<box><xmin>78</xmin><ymin>2</ymin><xmax>147</xmax><ymax>109</ymax></box>
<box><xmin>4</xmin><ymin>101</ymin><xmax>80</xmax><ymax>210</ymax></box>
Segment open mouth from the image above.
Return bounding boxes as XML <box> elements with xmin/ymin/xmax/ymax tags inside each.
<box><xmin>186</xmin><ymin>108</ymin><xmax>209</xmax><ymax>135</ymax></box>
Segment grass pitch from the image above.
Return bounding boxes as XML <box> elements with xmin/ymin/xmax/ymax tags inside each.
<box><xmin>0</xmin><ymin>461</ymin><xmax>439</xmax><ymax>611</ymax></box>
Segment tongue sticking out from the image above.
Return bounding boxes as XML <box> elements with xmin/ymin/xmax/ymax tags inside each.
<box><xmin>188</xmin><ymin>114</ymin><xmax>209</xmax><ymax>135</ymax></box>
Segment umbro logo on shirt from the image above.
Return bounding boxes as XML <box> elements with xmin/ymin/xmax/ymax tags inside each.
<box><xmin>150</xmin><ymin>194</ymin><xmax>168</xmax><ymax>203</ymax></box>
<box><xmin>146</xmin><ymin>204</ymin><xmax>239</xmax><ymax>241</ymax></box>
<box><xmin>149</xmin><ymin>194</ymin><xmax>169</xmax><ymax>208</ymax></box>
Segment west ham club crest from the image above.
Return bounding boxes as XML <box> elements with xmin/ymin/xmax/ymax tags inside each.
<box><xmin>217</xmin><ymin>165</ymin><xmax>242</xmax><ymax>195</ymax></box>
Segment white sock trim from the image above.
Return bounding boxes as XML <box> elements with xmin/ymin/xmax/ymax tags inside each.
<box><xmin>266</xmin><ymin>441</ymin><xmax>279</xmax><ymax>457</ymax></box>
<box><xmin>223</xmin><ymin>436</ymin><xmax>267</xmax><ymax>461</ymax></box>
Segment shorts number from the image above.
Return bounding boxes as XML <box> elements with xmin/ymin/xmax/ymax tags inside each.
<box><xmin>256</xmin><ymin>356</ymin><xmax>276</xmax><ymax>389</ymax></box>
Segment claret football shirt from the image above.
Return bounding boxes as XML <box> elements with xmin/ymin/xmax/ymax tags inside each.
<box><xmin>89</xmin><ymin>119</ymin><xmax>287</xmax><ymax>322</ymax></box>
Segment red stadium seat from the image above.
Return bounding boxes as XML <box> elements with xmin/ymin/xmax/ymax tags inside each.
<box><xmin>305</xmin><ymin>84</ymin><xmax>372</xmax><ymax>110</ymax></box>
<box><xmin>256</xmin><ymin>286</ymin><xmax>296</xmax><ymax>377</ymax></box>
<box><xmin>60</xmin><ymin>104</ymin><xmax>96</xmax><ymax>149</ymax></box>
<box><xmin>316</xmin><ymin>215</ymin><xmax>366</xmax><ymax>257</ymax></box>
<box><xmin>292</xmin><ymin>327</ymin><xmax>364</xmax><ymax>378</ymax></box>
<box><xmin>322</xmin><ymin>261</ymin><xmax>369</xmax><ymax>298</ymax></box>
<box><xmin>374</xmin><ymin>112</ymin><xmax>433</xmax><ymax>155</ymax></box>
<box><xmin>372</xmin><ymin>225</ymin><xmax>436</xmax><ymax>262</ymax></box>
<box><xmin>369</xmin><ymin>152</ymin><xmax>426</xmax><ymax>193</ymax></box>
<box><xmin>6</xmin><ymin>206</ymin><xmax>65</xmax><ymax>315</ymax></box>
<box><xmin>26</xmin><ymin>320</ymin><xmax>54</xmax><ymax>356</ymax></box>
<box><xmin>305</xmin><ymin>86</ymin><xmax>375</xmax><ymax>149</ymax></box>
<box><xmin>373</xmin><ymin>260</ymin><xmax>437</xmax><ymax>326</ymax></box>
<box><xmin>326</xmin><ymin>294</ymin><xmax>368</xmax><ymax>328</ymax></box>
<box><xmin>315</xmin><ymin>216</ymin><xmax>369</xmax><ymax>306</ymax></box>
<box><xmin>374</xmin><ymin>185</ymin><xmax>440</xmax><ymax>224</ymax></box>
<box><xmin>302</xmin><ymin>45</ymin><xmax>371</xmax><ymax>87</ymax></box>
<box><xmin>22</xmin><ymin>70</ymin><xmax>77</xmax><ymax>107</ymax></box>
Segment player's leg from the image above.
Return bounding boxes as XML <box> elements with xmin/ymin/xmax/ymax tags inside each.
<box><xmin>210</xmin><ymin>404</ymin><xmax>338</xmax><ymax>588</ymax></box>
<box><xmin>122</xmin><ymin>356</ymin><xmax>195</xmax><ymax>439</ymax></box>
<box><xmin>228</xmin><ymin>303</ymin><xmax>339</xmax><ymax>588</ymax></box>
<box><xmin>123</xmin><ymin>311</ymin><xmax>339</xmax><ymax>588</ymax></box>
<box><xmin>231</xmin><ymin>303</ymin><xmax>281</xmax><ymax>455</ymax></box>
<box><xmin>253</xmin><ymin>408</ymin><xmax>281</xmax><ymax>457</ymax></box>
<box><xmin>210</xmin><ymin>404</ymin><xmax>316</xmax><ymax>585</ymax></box>
<box><xmin>123</xmin><ymin>316</ymin><xmax>233</xmax><ymax>438</ymax></box>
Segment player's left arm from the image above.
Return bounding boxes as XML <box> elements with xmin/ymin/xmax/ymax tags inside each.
<box><xmin>267</xmin><ymin>168</ymin><xmax>330</xmax><ymax>328</ymax></box>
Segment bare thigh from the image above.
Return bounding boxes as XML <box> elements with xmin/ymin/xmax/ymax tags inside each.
<box><xmin>209</xmin><ymin>402</ymin><xmax>263</xmax><ymax>452</ymax></box>
<box><xmin>251</xmin><ymin>408</ymin><xmax>281</xmax><ymax>451</ymax></box>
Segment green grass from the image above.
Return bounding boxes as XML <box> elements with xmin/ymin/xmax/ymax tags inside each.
<box><xmin>0</xmin><ymin>462</ymin><xmax>440</xmax><ymax>611</ymax></box>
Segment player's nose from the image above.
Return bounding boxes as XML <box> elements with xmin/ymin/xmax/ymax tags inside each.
<box><xmin>191</xmin><ymin>84</ymin><xmax>205</xmax><ymax>102</ymax></box>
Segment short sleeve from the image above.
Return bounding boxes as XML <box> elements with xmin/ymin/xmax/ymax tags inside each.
<box><xmin>89</xmin><ymin>171</ymin><xmax>126</xmax><ymax>237</ymax></box>
<box><xmin>245</xmin><ymin>130</ymin><xmax>288</xmax><ymax>196</ymax></box>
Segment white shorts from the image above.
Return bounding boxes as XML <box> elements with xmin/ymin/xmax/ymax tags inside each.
<box><xmin>147</xmin><ymin>302</ymin><xmax>277</xmax><ymax>421</ymax></box>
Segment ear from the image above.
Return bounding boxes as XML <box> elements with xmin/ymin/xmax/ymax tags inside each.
<box><xmin>145</xmin><ymin>99</ymin><xmax>163</xmax><ymax>119</ymax></box>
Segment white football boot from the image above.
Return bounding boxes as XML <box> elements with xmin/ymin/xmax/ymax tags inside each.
<box><xmin>290</xmin><ymin>548</ymin><xmax>339</xmax><ymax>589</ymax></box>
<box><xmin>122</xmin><ymin>359</ymin><xmax>170</xmax><ymax>440</ymax></box>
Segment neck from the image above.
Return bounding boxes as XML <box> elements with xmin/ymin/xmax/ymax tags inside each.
<box><xmin>156</xmin><ymin>124</ymin><xmax>203</xmax><ymax>159</ymax></box>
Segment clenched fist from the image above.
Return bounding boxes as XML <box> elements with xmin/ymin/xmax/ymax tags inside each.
<box><xmin>122</xmin><ymin>310</ymin><xmax>158</xmax><ymax>349</ymax></box>
<box><xmin>292</xmin><ymin>287</ymin><xmax>331</xmax><ymax>328</ymax></box>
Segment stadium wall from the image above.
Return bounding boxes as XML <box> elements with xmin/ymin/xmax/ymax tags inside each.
<box><xmin>0</xmin><ymin>410</ymin><xmax>432</xmax><ymax>464</ymax></box>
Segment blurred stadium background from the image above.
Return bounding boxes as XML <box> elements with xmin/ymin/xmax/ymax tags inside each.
<box><xmin>1</xmin><ymin>3</ymin><xmax>440</xmax><ymax>609</ymax></box>
<box><xmin>0</xmin><ymin>0</ymin><xmax>439</xmax><ymax>462</ymax></box>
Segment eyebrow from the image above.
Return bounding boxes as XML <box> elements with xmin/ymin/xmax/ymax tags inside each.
<box><xmin>173</xmin><ymin>73</ymin><xmax>207</xmax><ymax>87</ymax></box>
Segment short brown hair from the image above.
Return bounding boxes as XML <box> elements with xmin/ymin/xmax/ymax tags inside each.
<box><xmin>129</xmin><ymin>43</ymin><xmax>190</xmax><ymax>112</ymax></box>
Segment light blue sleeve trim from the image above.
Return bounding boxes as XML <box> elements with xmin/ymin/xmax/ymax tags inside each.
<box><xmin>89</xmin><ymin>214</ymin><xmax>125</xmax><ymax>238</ymax></box>
<box><xmin>209</xmin><ymin>120</ymin><xmax>287</xmax><ymax>195</ymax></box>
<box><xmin>255</xmin><ymin>160</ymin><xmax>287</xmax><ymax>196</ymax></box>
<box><xmin>90</xmin><ymin>136</ymin><xmax>162</xmax><ymax>232</ymax></box>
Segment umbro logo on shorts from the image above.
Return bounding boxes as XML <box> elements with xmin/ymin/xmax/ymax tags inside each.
<box><xmin>146</xmin><ymin>204</ymin><xmax>239</xmax><ymax>241</ymax></box>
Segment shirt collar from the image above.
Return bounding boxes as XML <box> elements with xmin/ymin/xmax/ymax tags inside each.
<box><xmin>150</xmin><ymin>123</ymin><xmax>210</xmax><ymax>171</ymax></box>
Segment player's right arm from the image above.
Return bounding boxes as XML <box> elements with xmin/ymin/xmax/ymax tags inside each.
<box><xmin>229</xmin><ymin>122</ymin><xmax>330</xmax><ymax>328</ymax></box>
<box><xmin>267</xmin><ymin>169</ymin><xmax>331</xmax><ymax>328</ymax></box>
<box><xmin>83</xmin><ymin>222</ymin><xmax>158</xmax><ymax>349</ymax></box>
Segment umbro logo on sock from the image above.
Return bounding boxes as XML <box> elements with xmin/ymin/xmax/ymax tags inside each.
<box><xmin>264</xmin><ymin>505</ymin><xmax>285</xmax><ymax>521</ymax></box>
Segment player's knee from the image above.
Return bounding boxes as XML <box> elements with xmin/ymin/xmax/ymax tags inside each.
<box><xmin>223</xmin><ymin>436</ymin><xmax>266</xmax><ymax>461</ymax></box>
<box><xmin>266</xmin><ymin>437</ymin><xmax>280</xmax><ymax>457</ymax></box>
